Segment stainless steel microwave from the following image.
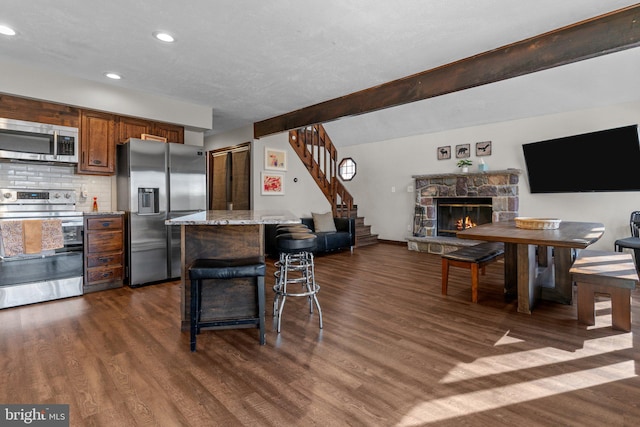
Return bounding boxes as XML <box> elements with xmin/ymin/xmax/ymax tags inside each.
<box><xmin>0</xmin><ymin>118</ymin><xmax>79</xmax><ymax>164</ymax></box>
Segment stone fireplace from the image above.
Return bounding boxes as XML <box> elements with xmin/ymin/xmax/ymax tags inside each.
<box><xmin>408</xmin><ymin>169</ymin><xmax>521</xmax><ymax>254</ymax></box>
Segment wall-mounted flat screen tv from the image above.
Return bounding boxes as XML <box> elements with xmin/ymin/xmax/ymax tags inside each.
<box><xmin>522</xmin><ymin>125</ymin><xmax>640</xmax><ymax>193</ymax></box>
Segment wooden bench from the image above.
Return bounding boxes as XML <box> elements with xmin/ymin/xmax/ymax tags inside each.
<box><xmin>570</xmin><ymin>250</ymin><xmax>638</xmax><ymax>332</ymax></box>
<box><xmin>441</xmin><ymin>242</ymin><xmax>505</xmax><ymax>303</ymax></box>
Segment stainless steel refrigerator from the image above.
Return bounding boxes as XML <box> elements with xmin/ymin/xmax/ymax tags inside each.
<box><xmin>117</xmin><ymin>138</ymin><xmax>206</xmax><ymax>287</ymax></box>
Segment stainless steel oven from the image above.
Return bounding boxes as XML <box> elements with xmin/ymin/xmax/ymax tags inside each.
<box><xmin>0</xmin><ymin>189</ymin><xmax>83</xmax><ymax>309</ymax></box>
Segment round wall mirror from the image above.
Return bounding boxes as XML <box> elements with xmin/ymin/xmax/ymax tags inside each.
<box><xmin>338</xmin><ymin>157</ymin><xmax>357</xmax><ymax>181</ymax></box>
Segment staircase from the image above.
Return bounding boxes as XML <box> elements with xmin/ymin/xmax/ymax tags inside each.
<box><xmin>354</xmin><ymin>213</ymin><xmax>379</xmax><ymax>247</ymax></box>
<box><xmin>288</xmin><ymin>125</ymin><xmax>378</xmax><ymax>248</ymax></box>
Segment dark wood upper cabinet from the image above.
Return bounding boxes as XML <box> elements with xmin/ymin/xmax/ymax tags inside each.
<box><xmin>152</xmin><ymin>122</ymin><xmax>184</xmax><ymax>144</ymax></box>
<box><xmin>118</xmin><ymin>116</ymin><xmax>152</xmax><ymax>143</ymax></box>
<box><xmin>1</xmin><ymin>94</ymin><xmax>186</xmax><ymax>175</ymax></box>
<box><xmin>0</xmin><ymin>93</ymin><xmax>80</xmax><ymax>127</ymax></box>
<box><xmin>118</xmin><ymin>117</ymin><xmax>184</xmax><ymax>144</ymax></box>
<box><xmin>80</xmin><ymin>110</ymin><xmax>116</xmax><ymax>175</ymax></box>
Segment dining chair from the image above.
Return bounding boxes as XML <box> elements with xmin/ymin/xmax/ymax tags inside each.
<box><xmin>614</xmin><ymin>210</ymin><xmax>640</xmax><ymax>272</ymax></box>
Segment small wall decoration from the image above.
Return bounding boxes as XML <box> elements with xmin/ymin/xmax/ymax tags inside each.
<box><xmin>265</xmin><ymin>147</ymin><xmax>287</xmax><ymax>171</ymax></box>
<box><xmin>261</xmin><ymin>172</ymin><xmax>285</xmax><ymax>195</ymax></box>
<box><xmin>476</xmin><ymin>141</ymin><xmax>492</xmax><ymax>156</ymax></box>
<box><xmin>455</xmin><ymin>143</ymin><xmax>471</xmax><ymax>159</ymax></box>
<box><xmin>437</xmin><ymin>145</ymin><xmax>451</xmax><ymax>160</ymax></box>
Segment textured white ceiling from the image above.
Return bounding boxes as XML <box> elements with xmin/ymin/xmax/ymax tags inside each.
<box><xmin>0</xmin><ymin>0</ymin><xmax>639</xmax><ymax>146</ymax></box>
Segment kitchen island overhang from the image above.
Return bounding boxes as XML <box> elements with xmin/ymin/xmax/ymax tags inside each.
<box><xmin>165</xmin><ymin>210</ymin><xmax>301</xmax><ymax>329</ymax></box>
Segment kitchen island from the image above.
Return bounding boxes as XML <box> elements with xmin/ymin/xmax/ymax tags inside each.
<box><xmin>165</xmin><ymin>210</ymin><xmax>300</xmax><ymax>329</ymax></box>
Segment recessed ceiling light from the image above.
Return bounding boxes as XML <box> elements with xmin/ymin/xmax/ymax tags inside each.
<box><xmin>104</xmin><ymin>72</ymin><xmax>122</xmax><ymax>80</ymax></box>
<box><xmin>0</xmin><ymin>25</ymin><xmax>16</xmax><ymax>36</ymax></box>
<box><xmin>153</xmin><ymin>31</ymin><xmax>175</xmax><ymax>43</ymax></box>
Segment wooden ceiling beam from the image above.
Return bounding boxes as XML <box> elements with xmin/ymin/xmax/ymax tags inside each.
<box><xmin>254</xmin><ymin>4</ymin><xmax>640</xmax><ymax>139</ymax></box>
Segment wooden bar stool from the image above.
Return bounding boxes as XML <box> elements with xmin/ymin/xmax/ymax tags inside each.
<box><xmin>188</xmin><ymin>257</ymin><xmax>266</xmax><ymax>351</ymax></box>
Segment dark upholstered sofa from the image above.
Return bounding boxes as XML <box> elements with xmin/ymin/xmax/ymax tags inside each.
<box><xmin>264</xmin><ymin>216</ymin><xmax>355</xmax><ymax>257</ymax></box>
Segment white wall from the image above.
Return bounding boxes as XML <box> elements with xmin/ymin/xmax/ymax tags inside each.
<box><xmin>204</xmin><ymin>126</ymin><xmax>253</xmax><ymax>151</ymax></box>
<box><xmin>251</xmin><ymin>133</ymin><xmax>332</xmax><ymax>218</ymax></box>
<box><xmin>184</xmin><ymin>129</ymin><xmax>205</xmax><ymax>146</ymax></box>
<box><xmin>340</xmin><ymin>100</ymin><xmax>640</xmax><ymax>251</ymax></box>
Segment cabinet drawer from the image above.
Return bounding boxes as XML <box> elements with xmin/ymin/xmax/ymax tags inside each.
<box><xmin>87</xmin><ymin>216</ymin><xmax>123</xmax><ymax>230</ymax></box>
<box><xmin>86</xmin><ymin>232</ymin><xmax>123</xmax><ymax>253</ymax></box>
<box><xmin>87</xmin><ymin>252</ymin><xmax>123</xmax><ymax>268</ymax></box>
<box><xmin>87</xmin><ymin>266</ymin><xmax>123</xmax><ymax>284</ymax></box>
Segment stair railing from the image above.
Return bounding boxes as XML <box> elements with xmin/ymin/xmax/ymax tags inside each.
<box><xmin>288</xmin><ymin>124</ymin><xmax>354</xmax><ymax>218</ymax></box>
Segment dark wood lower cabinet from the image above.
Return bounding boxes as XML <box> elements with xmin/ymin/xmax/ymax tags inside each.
<box><xmin>84</xmin><ymin>214</ymin><xmax>124</xmax><ymax>293</ymax></box>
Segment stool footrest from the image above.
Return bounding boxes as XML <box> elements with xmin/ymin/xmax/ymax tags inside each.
<box><xmin>274</xmin><ymin>249</ymin><xmax>322</xmax><ymax>333</ymax></box>
<box><xmin>198</xmin><ymin>318</ymin><xmax>262</xmax><ymax>329</ymax></box>
<box><xmin>189</xmin><ymin>257</ymin><xmax>266</xmax><ymax>351</ymax></box>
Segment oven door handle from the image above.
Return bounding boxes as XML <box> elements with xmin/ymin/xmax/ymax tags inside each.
<box><xmin>61</xmin><ymin>221</ymin><xmax>83</xmax><ymax>227</ymax></box>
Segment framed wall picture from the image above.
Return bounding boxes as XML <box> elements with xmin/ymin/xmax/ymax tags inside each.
<box><xmin>437</xmin><ymin>145</ymin><xmax>451</xmax><ymax>160</ymax></box>
<box><xmin>264</xmin><ymin>147</ymin><xmax>287</xmax><ymax>171</ymax></box>
<box><xmin>261</xmin><ymin>172</ymin><xmax>285</xmax><ymax>195</ymax></box>
<box><xmin>455</xmin><ymin>143</ymin><xmax>471</xmax><ymax>159</ymax></box>
<box><xmin>476</xmin><ymin>141</ymin><xmax>492</xmax><ymax>156</ymax></box>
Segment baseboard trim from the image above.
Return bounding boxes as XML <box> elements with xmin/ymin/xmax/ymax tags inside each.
<box><xmin>377</xmin><ymin>239</ymin><xmax>406</xmax><ymax>246</ymax></box>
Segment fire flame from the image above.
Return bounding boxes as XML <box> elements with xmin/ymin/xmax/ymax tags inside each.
<box><xmin>456</xmin><ymin>216</ymin><xmax>477</xmax><ymax>230</ymax></box>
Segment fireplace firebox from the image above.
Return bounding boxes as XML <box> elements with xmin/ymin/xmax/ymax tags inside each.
<box><xmin>436</xmin><ymin>197</ymin><xmax>492</xmax><ymax>237</ymax></box>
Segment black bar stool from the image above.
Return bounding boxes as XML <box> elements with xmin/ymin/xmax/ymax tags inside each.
<box><xmin>273</xmin><ymin>223</ymin><xmax>312</xmax><ymax>287</ymax></box>
<box><xmin>273</xmin><ymin>232</ymin><xmax>322</xmax><ymax>333</ymax></box>
<box><xmin>273</xmin><ymin>224</ymin><xmax>312</xmax><ymax>283</ymax></box>
<box><xmin>276</xmin><ymin>223</ymin><xmax>310</xmax><ymax>230</ymax></box>
<box><xmin>188</xmin><ymin>257</ymin><xmax>266</xmax><ymax>351</ymax></box>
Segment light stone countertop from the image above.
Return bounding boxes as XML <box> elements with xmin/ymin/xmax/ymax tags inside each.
<box><xmin>165</xmin><ymin>210</ymin><xmax>301</xmax><ymax>226</ymax></box>
<box><xmin>83</xmin><ymin>211</ymin><xmax>125</xmax><ymax>216</ymax></box>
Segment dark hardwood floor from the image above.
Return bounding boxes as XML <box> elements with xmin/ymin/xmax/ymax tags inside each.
<box><xmin>2</xmin><ymin>243</ymin><xmax>640</xmax><ymax>426</ymax></box>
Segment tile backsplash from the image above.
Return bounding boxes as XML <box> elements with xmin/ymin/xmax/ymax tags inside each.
<box><xmin>0</xmin><ymin>162</ymin><xmax>114</xmax><ymax>212</ymax></box>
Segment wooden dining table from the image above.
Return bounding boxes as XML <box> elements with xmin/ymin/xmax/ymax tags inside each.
<box><xmin>456</xmin><ymin>220</ymin><xmax>605</xmax><ymax>313</ymax></box>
